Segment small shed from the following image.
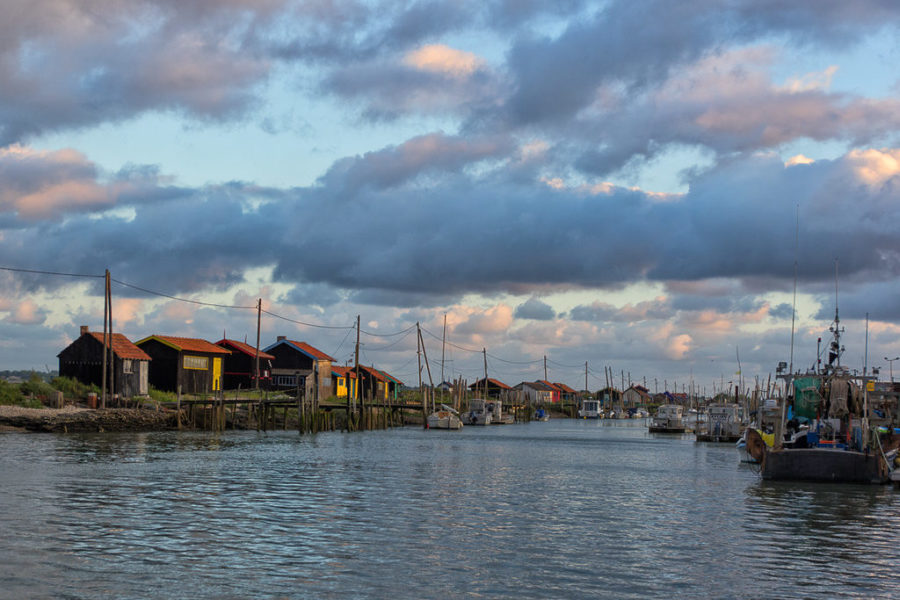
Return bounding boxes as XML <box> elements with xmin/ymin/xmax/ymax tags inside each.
<box><xmin>135</xmin><ymin>335</ymin><xmax>230</xmax><ymax>394</ymax></box>
<box><xmin>623</xmin><ymin>384</ymin><xmax>651</xmax><ymax>407</ymax></box>
<box><xmin>332</xmin><ymin>366</ymin><xmax>358</xmax><ymax>400</ymax></box>
<box><xmin>514</xmin><ymin>381</ymin><xmax>554</xmax><ymax>405</ymax></box>
<box><xmin>58</xmin><ymin>326</ymin><xmax>151</xmax><ymax>398</ymax></box>
<box><xmin>469</xmin><ymin>377</ymin><xmax>512</xmax><ymax>399</ymax></box>
<box><xmin>263</xmin><ymin>338</ymin><xmax>335</xmax><ymax>400</ymax></box>
<box><xmin>214</xmin><ymin>339</ymin><xmax>275</xmax><ymax>390</ymax></box>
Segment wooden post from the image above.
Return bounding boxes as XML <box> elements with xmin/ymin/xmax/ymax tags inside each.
<box><xmin>177</xmin><ymin>385</ymin><xmax>182</xmax><ymax>429</ymax></box>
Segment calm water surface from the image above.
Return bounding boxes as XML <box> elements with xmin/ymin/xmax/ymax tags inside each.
<box><xmin>1</xmin><ymin>419</ymin><xmax>898</xmax><ymax>599</ymax></box>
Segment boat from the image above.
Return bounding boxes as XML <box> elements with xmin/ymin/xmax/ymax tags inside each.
<box><xmin>466</xmin><ymin>397</ymin><xmax>513</xmax><ymax>425</ymax></box>
<box><xmin>534</xmin><ymin>407</ymin><xmax>550</xmax><ymax>421</ymax></box>
<box><xmin>578</xmin><ymin>398</ymin><xmax>601</xmax><ymax>419</ymax></box>
<box><xmin>649</xmin><ymin>404</ymin><xmax>686</xmax><ymax>433</ymax></box>
<box><xmin>747</xmin><ymin>305</ymin><xmax>899</xmax><ymax>484</ymax></box>
<box><xmin>683</xmin><ymin>408</ymin><xmax>707</xmax><ymax>432</ymax></box>
<box><xmin>696</xmin><ymin>404</ymin><xmax>743</xmax><ymax>443</ymax></box>
<box><xmin>426</xmin><ymin>404</ymin><xmax>463</xmax><ymax>430</ymax></box>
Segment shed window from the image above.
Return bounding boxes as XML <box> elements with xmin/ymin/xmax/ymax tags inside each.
<box><xmin>122</xmin><ymin>360</ymin><xmax>133</xmax><ymax>374</ymax></box>
<box><xmin>183</xmin><ymin>355</ymin><xmax>208</xmax><ymax>370</ymax></box>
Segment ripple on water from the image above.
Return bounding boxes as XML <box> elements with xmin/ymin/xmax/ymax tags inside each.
<box><xmin>0</xmin><ymin>422</ymin><xmax>898</xmax><ymax>599</ymax></box>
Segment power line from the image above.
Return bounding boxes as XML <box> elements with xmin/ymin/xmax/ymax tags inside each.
<box><xmin>261</xmin><ymin>309</ymin><xmax>355</xmax><ymax>330</ymax></box>
<box><xmin>112</xmin><ymin>278</ymin><xmax>257</xmax><ymax>310</ymax></box>
<box><xmin>360</xmin><ymin>324</ymin><xmax>418</xmax><ymax>338</ymax></box>
<box><xmin>0</xmin><ymin>265</ymin><xmax>104</xmax><ymax>279</ymax></box>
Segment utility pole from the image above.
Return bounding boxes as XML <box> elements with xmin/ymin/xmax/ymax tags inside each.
<box><xmin>255</xmin><ymin>298</ymin><xmax>262</xmax><ymax>390</ymax></box>
<box><xmin>440</xmin><ymin>313</ymin><xmax>447</xmax><ymax>403</ymax></box>
<box><xmin>356</xmin><ymin>315</ymin><xmax>362</xmax><ymax>424</ymax></box>
<box><xmin>483</xmin><ymin>348</ymin><xmax>488</xmax><ymax>399</ymax></box>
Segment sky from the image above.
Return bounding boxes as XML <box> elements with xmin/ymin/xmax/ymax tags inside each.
<box><xmin>2</xmin><ymin>0</ymin><xmax>900</xmax><ymax>394</ymax></box>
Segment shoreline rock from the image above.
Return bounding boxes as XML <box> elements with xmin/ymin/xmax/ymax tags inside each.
<box><xmin>0</xmin><ymin>405</ymin><xmax>177</xmax><ymax>433</ymax></box>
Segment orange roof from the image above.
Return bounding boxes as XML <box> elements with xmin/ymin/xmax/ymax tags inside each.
<box><xmin>215</xmin><ymin>339</ymin><xmax>275</xmax><ymax>360</ymax></box>
<box><xmin>357</xmin><ymin>365</ymin><xmax>386</xmax><ymax>381</ymax></box>
<box><xmin>137</xmin><ymin>335</ymin><xmax>230</xmax><ymax>354</ymax></box>
<box><xmin>552</xmin><ymin>382</ymin><xmax>578</xmax><ymax>394</ymax></box>
<box><xmin>88</xmin><ymin>332</ymin><xmax>151</xmax><ymax>361</ymax></box>
<box><xmin>288</xmin><ymin>340</ymin><xmax>334</xmax><ymax>361</ymax></box>
<box><xmin>332</xmin><ymin>366</ymin><xmax>357</xmax><ymax>378</ymax></box>
<box><xmin>470</xmin><ymin>377</ymin><xmax>512</xmax><ymax>390</ymax></box>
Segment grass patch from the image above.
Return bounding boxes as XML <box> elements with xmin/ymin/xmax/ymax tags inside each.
<box><xmin>52</xmin><ymin>376</ymin><xmax>99</xmax><ymax>399</ymax></box>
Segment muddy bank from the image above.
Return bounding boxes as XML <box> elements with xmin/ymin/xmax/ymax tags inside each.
<box><xmin>0</xmin><ymin>405</ymin><xmax>177</xmax><ymax>433</ymax></box>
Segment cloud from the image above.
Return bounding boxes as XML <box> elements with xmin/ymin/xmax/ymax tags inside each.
<box><xmin>454</xmin><ymin>304</ymin><xmax>514</xmax><ymax>336</ymax></box>
<box><xmin>403</xmin><ymin>44</ymin><xmax>485</xmax><ymax>77</ymax></box>
<box><xmin>0</xmin><ymin>1</ymin><xmax>278</xmax><ymax>144</ymax></box>
<box><xmin>514</xmin><ymin>297</ymin><xmax>555</xmax><ymax>320</ymax></box>
<box><xmin>5</xmin><ymin>140</ymin><xmax>900</xmax><ymax>308</ymax></box>
<box><xmin>3</xmin><ymin>298</ymin><xmax>47</xmax><ymax>325</ymax></box>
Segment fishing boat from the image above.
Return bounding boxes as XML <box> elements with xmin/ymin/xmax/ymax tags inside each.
<box><xmin>466</xmin><ymin>398</ymin><xmax>493</xmax><ymax>425</ymax></box>
<box><xmin>578</xmin><ymin>398</ymin><xmax>601</xmax><ymax>419</ymax></box>
<box><xmin>696</xmin><ymin>404</ymin><xmax>743</xmax><ymax>443</ymax></box>
<box><xmin>747</xmin><ymin>306</ymin><xmax>899</xmax><ymax>483</ymax></box>
<box><xmin>649</xmin><ymin>404</ymin><xmax>686</xmax><ymax>433</ymax></box>
<box><xmin>534</xmin><ymin>407</ymin><xmax>550</xmax><ymax>421</ymax></box>
<box><xmin>426</xmin><ymin>404</ymin><xmax>463</xmax><ymax>430</ymax></box>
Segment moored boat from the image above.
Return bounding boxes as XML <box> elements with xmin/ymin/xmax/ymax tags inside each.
<box><xmin>748</xmin><ymin>306</ymin><xmax>899</xmax><ymax>483</ymax></box>
<box><xmin>649</xmin><ymin>404</ymin><xmax>686</xmax><ymax>433</ymax></box>
<box><xmin>426</xmin><ymin>404</ymin><xmax>463</xmax><ymax>430</ymax></box>
<box><xmin>696</xmin><ymin>404</ymin><xmax>743</xmax><ymax>443</ymax></box>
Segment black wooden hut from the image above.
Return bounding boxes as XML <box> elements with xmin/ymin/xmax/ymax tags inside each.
<box><xmin>135</xmin><ymin>335</ymin><xmax>230</xmax><ymax>394</ymax></box>
<box><xmin>58</xmin><ymin>326</ymin><xmax>151</xmax><ymax>398</ymax></box>
<box><xmin>214</xmin><ymin>338</ymin><xmax>275</xmax><ymax>390</ymax></box>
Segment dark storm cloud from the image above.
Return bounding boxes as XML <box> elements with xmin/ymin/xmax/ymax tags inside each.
<box><xmin>4</xmin><ymin>144</ymin><xmax>900</xmax><ymax>312</ymax></box>
<box><xmin>515</xmin><ymin>298</ymin><xmax>555</xmax><ymax>320</ymax></box>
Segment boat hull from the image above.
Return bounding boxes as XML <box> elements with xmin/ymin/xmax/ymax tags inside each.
<box><xmin>761</xmin><ymin>447</ymin><xmax>889</xmax><ymax>484</ymax></box>
<box><xmin>649</xmin><ymin>426</ymin><xmax>686</xmax><ymax>433</ymax></box>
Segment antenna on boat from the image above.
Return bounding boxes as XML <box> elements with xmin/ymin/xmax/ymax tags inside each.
<box><xmin>788</xmin><ymin>203</ymin><xmax>799</xmax><ymax>377</ymax></box>
<box><xmin>827</xmin><ymin>259</ymin><xmax>844</xmax><ymax>372</ymax></box>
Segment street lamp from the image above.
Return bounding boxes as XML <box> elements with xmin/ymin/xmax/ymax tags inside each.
<box><xmin>885</xmin><ymin>357</ymin><xmax>899</xmax><ymax>382</ymax></box>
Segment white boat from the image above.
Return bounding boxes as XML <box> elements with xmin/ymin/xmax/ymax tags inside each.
<box><xmin>466</xmin><ymin>398</ymin><xmax>512</xmax><ymax>425</ymax></box>
<box><xmin>683</xmin><ymin>408</ymin><xmax>707</xmax><ymax>432</ymax></box>
<box><xmin>578</xmin><ymin>398</ymin><xmax>601</xmax><ymax>419</ymax></box>
<box><xmin>427</xmin><ymin>404</ymin><xmax>463</xmax><ymax>430</ymax></box>
<box><xmin>649</xmin><ymin>404</ymin><xmax>686</xmax><ymax>433</ymax></box>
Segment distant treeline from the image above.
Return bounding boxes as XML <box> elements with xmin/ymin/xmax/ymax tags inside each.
<box><xmin>0</xmin><ymin>370</ymin><xmax>58</xmax><ymax>382</ymax></box>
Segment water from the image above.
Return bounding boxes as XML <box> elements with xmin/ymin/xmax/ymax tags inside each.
<box><xmin>1</xmin><ymin>419</ymin><xmax>898</xmax><ymax>599</ymax></box>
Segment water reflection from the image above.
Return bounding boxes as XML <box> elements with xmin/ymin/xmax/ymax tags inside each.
<box><xmin>0</xmin><ymin>422</ymin><xmax>898</xmax><ymax>599</ymax></box>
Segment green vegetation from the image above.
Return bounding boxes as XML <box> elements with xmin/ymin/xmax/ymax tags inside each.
<box><xmin>19</xmin><ymin>372</ymin><xmax>57</xmax><ymax>400</ymax></box>
<box><xmin>148</xmin><ymin>387</ymin><xmax>176</xmax><ymax>403</ymax></box>
<box><xmin>0</xmin><ymin>379</ymin><xmax>25</xmax><ymax>405</ymax></box>
<box><xmin>51</xmin><ymin>376</ymin><xmax>99</xmax><ymax>399</ymax></box>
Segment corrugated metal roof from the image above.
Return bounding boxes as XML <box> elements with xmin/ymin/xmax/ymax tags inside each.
<box><xmin>87</xmin><ymin>332</ymin><xmax>152</xmax><ymax>361</ymax></box>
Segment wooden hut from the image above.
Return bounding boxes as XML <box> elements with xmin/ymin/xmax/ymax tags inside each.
<box><xmin>214</xmin><ymin>339</ymin><xmax>275</xmax><ymax>390</ymax></box>
<box><xmin>468</xmin><ymin>377</ymin><xmax>512</xmax><ymax>399</ymax></box>
<box><xmin>263</xmin><ymin>338</ymin><xmax>334</xmax><ymax>400</ymax></box>
<box><xmin>332</xmin><ymin>366</ymin><xmax>358</xmax><ymax>400</ymax></box>
<box><xmin>135</xmin><ymin>335</ymin><xmax>230</xmax><ymax>394</ymax></box>
<box><xmin>58</xmin><ymin>326</ymin><xmax>151</xmax><ymax>398</ymax></box>
<box><xmin>514</xmin><ymin>381</ymin><xmax>554</xmax><ymax>405</ymax></box>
